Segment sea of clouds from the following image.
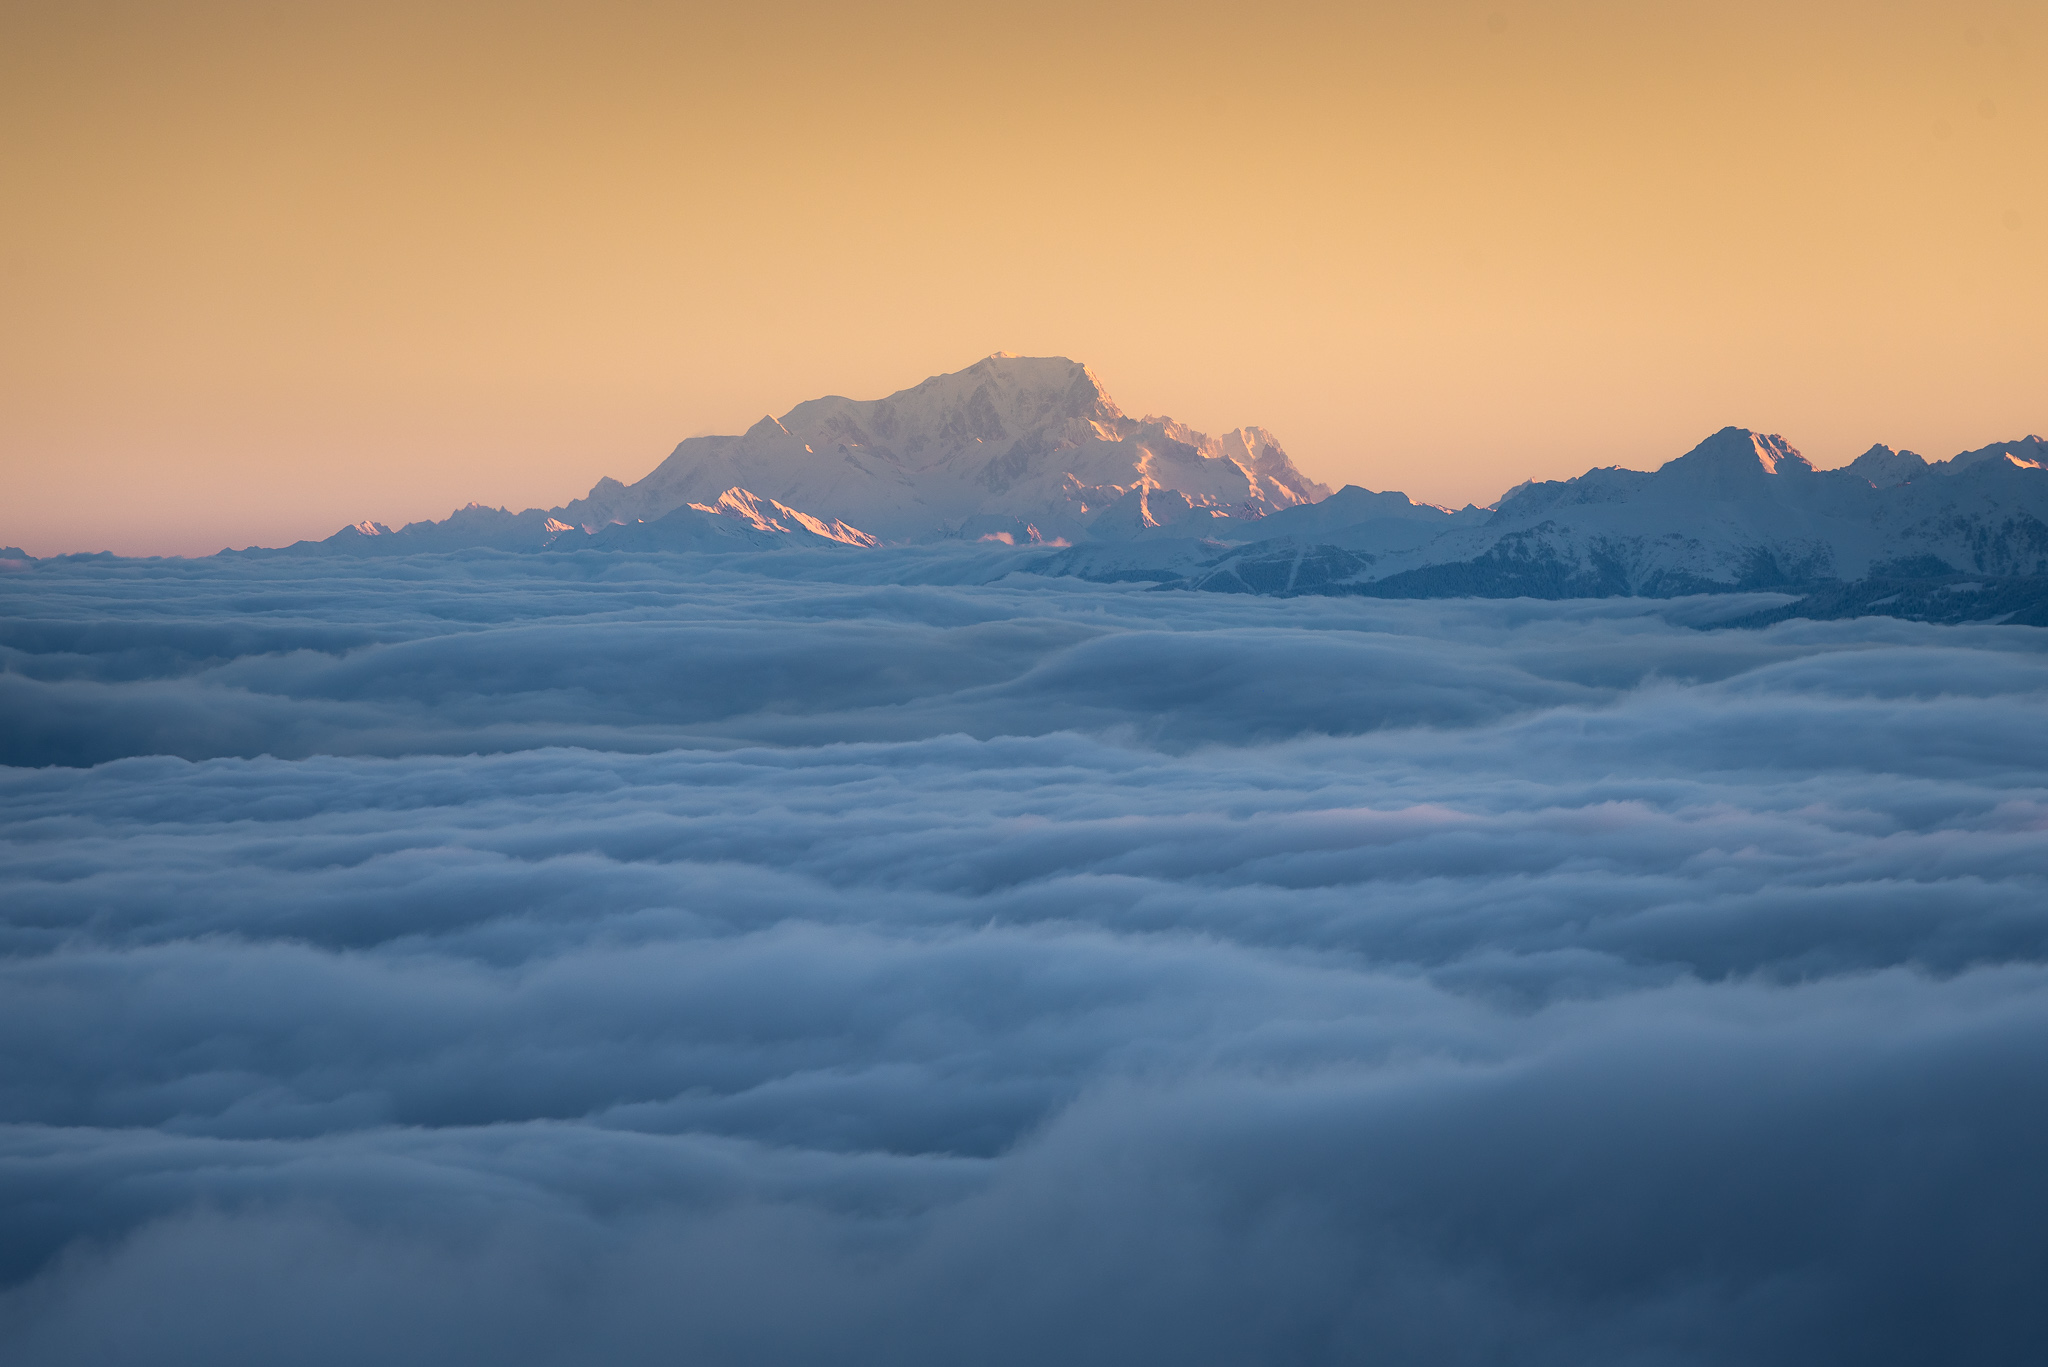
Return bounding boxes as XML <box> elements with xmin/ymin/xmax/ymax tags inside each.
<box><xmin>4</xmin><ymin>547</ymin><xmax>2047</xmax><ymax>1365</ymax></box>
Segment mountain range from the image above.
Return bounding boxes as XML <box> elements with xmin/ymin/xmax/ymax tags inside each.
<box><xmin>16</xmin><ymin>354</ymin><xmax>2046</xmax><ymax>623</ymax></box>
<box><xmin>1060</xmin><ymin>426</ymin><xmax>2048</xmax><ymax>599</ymax></box>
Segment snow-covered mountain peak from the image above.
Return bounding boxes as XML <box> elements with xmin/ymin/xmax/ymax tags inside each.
<box><xmin>1661</xmin><ymin>426</ymin><xmax>1813</xmax><ymax>479</ymax></box>
<box><xmin>549</xmin><ymin>354</ymin><xmax>1327</xmax><ymax>543</ymax></box>
<box><xmin>290</xmin><ymin>400</ymin><xmax>2044</xmax><ymax>588</ymax></box>
<box><xmin>773</xmin><ymin>353</ymin><xmax>1124</xmax><ymax>459</ymax></box>
<box><xmin>1944</xmin><ymin>435</ymin><xmax>2048</xmax><ymax>472</ymax></box>
<box><xmin>1844</xmin><ymin>444</ymin><xmax>1928</xmax><ymax>487</ymax></box>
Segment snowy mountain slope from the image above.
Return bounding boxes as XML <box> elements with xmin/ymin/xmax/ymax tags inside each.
<box><xmin>234</xmin><ymin>351</ymin><xmax>2041</xmax><ymax>606</ymax></box>
<box><xmin>1842</xmin><ymin>444</ymin><xmax>1928</xmax><ymax>487</ymax></box>
<box><xmin>1034</xmin><ymin>488</ymin><xmax>1486</xmax><ymax>594</ymax></box>
<box><xmin>1035</xmin><ymin>426</ymin><xmax>2048</xmax><ymax>598</ymax></box>
<box><xmin>550</xmin><ymin>353</ymin><xmax>1330</xmax><ymax>544</ymax></box>
<box><xmin>276</xmin><ymin>354</ymin><xmax>1330</xmax><ymax>554</ymax></box>
<box><xmin>1357</xmin><ymin>427</ymin><xmax>1899</xmax><ymax>592</ymax></box>
<box><xmin>678</xmin><ymin>489</ymin><xmax>879</xmax><ymax>546</ymax></box>
<box><xmin>259</xmin><ymin>488</ymin><xmax>876</xmax><ymax>556</ymax></box>
<box><xmin>305</xmin><ymin>503</ymin><xmax>573</xmax><ymax>555</ymax></box>
<box><xmin>1946</xmin><ymin>434</ymin><xmax>2048</xmax><ymax>472</ymax></box>
<box><xmin>1367</xmin><ymin>427</ymin><xmax>2048</xmax><ymax>591</ymax></box>
<box><xmin>586</xmin><ymin>489</ymin><xmax>880</xmax><ymax>551</ymax></box>
<box><xmin>1248</xmin><ymin>484</ymin><xmax>1492</xmax><ymax>551</ymax></box>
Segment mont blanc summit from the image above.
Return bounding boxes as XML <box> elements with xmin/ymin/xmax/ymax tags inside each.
<box><xmin>554</xmin><ymin>353</ymin><xmax>1330</xmax><ymax>544</ymax></box>
<box><xmin>250</xmin><ymin>354</ymin><xmax>2048</xmax><ymax>629</ymax></box>
<box><xmin>283</xmin><ymin>354</ymin><xmax>1330</xmax><ymax>553</ymax></box>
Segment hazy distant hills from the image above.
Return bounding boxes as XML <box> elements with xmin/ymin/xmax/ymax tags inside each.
<box><xmin>29</xmin><ymin>352</ymin><xmax>2044</xmax><ymax>623</ymax></box>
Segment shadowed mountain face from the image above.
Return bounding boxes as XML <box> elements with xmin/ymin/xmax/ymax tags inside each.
<box><xmin>553</xmin><ymin>353</ymin><xmax>1330</xmax><ymax>544</ymax></box>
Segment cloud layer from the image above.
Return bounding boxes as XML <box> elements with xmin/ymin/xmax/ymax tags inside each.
<box><xmin>4</xmin><ymin>550</ymin><xmax>2047</xmax><ymax>1364</ymax></box>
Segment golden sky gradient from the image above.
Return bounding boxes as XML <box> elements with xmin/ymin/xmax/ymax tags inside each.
<box><xmin>2</xmin><ymin>0</ymin><xmax>2043</xmax><ymax>556</ymax></box>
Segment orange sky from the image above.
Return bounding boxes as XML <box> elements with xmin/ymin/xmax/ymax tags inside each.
<box><xmin>2</xmin><ymin>0</ymin><xmax>2043</xmax><ymax>556</ymax></box>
